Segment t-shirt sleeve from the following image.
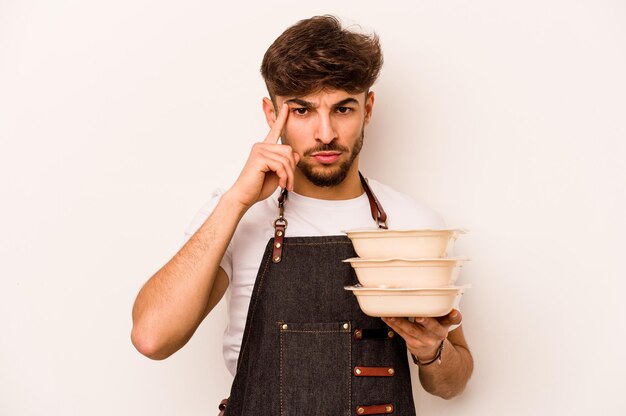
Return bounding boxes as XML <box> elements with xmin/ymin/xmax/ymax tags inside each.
<box><xmin>183</xmin><ymin>188</ymin><xmax>233</xmax><ymax>279</ymax></box>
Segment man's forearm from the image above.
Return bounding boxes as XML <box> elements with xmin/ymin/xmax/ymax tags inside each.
<box><xmin>418</xmin><ymin>337</ymin><xmax>474</xmax><ymax>399</ymax></box>
<box><xmin>131</xmin><ymin>191</ymin><xmax>248</xmax><ymax>359</ymax></box>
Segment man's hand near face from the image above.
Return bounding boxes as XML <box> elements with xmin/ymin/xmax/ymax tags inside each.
<box><xmin>227</xmin><ymin>103</ymin><xmax>300</xmax><ymax>210</ymax></box>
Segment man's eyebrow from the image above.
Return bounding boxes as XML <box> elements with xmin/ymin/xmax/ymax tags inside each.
<box><xmin>333</xmin><ymin>98</ymin><xmax>359</xmax><ymax>107</ymax></box>
<box><xmin>285</xmin><ymin>97</ymin><xmax>360</xmax><ymax>108</ymax></box>
<box><xmin>285</xmin><ymin>98</ymin><xmax>316</xmax><ymax>108</ymax></box>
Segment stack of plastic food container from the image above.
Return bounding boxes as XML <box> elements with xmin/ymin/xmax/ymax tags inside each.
<box><xmin>343</xmin><ymin>229</ymin><xmax>470</xmax><ymax>317</ymax></box>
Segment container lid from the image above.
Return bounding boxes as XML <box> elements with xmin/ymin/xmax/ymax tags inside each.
<box><xmin>342</xmin><ymin>228</ymin><xmax>468</xmax><ymax>237</ymax></box>
<box><xmin>344</xmin><ymin>284</ymin><xmax>471</xmax><ymax>293</ymax></box>
<box><xmin>342</xmin><ymin>257</ymin><xmax>470</xmax><ymax>264</ymax></box>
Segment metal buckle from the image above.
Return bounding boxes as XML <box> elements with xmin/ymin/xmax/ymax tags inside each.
<box><xmin>273</xmin><ymin>217</ymin><xmax>288</xmax><ymax>228</ymax></box>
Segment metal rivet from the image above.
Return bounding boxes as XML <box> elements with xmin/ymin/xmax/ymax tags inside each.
<box><xmin>342</xmin><ymin>323</ymin><xmax>349</xmax><ymax>330</ymax></box>
<box><xmin>354</xmin><ymin>329</ymin><xmax>362</xmax><ymax>340</ymax></box>
<box><xmin>388</xmin><ymin>368</ymin><xmax>395</xmax><ymax>375</ymax></box>
<box><xmin>385</xmin><ymin>405</ymin><xmax>392</xmax><ymax>412</ymax></box>
<box><xmin>274</xmin><ymin>256</ymin><xmax>281</xmax><ymax>262</ymax></box>
<box><xmin>357</xmin><ymin>407</ymin><xmax>365</xmax><ymax>415</ymax></box>
<box><xmin>388</xmin><ymin>330</ymin><xmax>394</xmax><ymax>338</ymax></box>
<box><xmin>276</xmin><ymin>230</ymin><xmax>283</xmax><ymax>237</ymax></box>
<box><xmin>355</xmin><ymin>368</ymin><xmax>362</xmax><ymax>375</ymax></box>
<box><xmin>281</xmin><ymin>324</ymin><xmax>288</xmax><ymax>330</ymax></box>
<box><xmin>275</xmin><ymin>242</ymin><xmax>281</xmax><ymax>248</ymax></box>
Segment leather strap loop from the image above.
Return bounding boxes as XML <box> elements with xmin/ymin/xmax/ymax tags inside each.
<box><xmin>355</xmin><ymin>403</ymin><xmax>394</xmax><ymax>414</ymax></box>
<box><xmin>353</xmin><ymin>366</ymin><xmax>396</xmax><ymax>377</ymax></box>
<box><xmin>272</xmin><ymin>189</ymin><xmax>289</xmax><ymax>263</ymax></box>
<box><xmin>272</xmin><ymin>221</ymin><xmax>286</xmax><ymax>263</ymax></box>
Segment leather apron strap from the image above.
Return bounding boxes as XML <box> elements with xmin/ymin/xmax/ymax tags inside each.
<box><xmin>359</xmin><ymin>171</ymin><xmax>388</xmax><ymax>229</ymax></box>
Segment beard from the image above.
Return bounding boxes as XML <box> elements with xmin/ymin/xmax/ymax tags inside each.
<box><xmin>288</xmin><ymin>127</ymin><xmax>365</xmax><ymax>188</ymax></box>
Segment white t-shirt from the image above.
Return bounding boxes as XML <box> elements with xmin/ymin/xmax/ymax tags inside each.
<box><xmin>184</xmin><ymin>178</ymin><xmax>447</xmax><ymax>376</ymax></box>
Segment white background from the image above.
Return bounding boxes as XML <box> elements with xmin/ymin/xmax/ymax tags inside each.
<box><xmin>1</xmin><ymin>1</ymin><xmax>625</xmax><ymax>415</ymax></box>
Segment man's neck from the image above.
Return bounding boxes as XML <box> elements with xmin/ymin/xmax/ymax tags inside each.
<box><xmin>293</xmin><ymin>165</ymin><xmax>364</xmax><ymax>200</ymax></box>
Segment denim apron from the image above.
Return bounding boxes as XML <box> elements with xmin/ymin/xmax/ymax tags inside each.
<box><xmin>222</xmin><ymin>174</ymin><xmax>416</xmax><ymax>416</ymax></box>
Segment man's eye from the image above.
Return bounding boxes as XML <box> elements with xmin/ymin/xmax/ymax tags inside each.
<box><xmin>293</xmin><ymin>108</ymin><xmax>308</xmax><ymax>115</ymax></box>
<box><xmin>336</xmin><ymin>107</ymin><xmax>352</xmax><ymax>114</ymax></box>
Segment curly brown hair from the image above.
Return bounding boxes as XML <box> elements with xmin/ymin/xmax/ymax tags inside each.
<box><xmin>261</xmin><ymin>15</ymin><xmax>383</xmax><ymax>99</ymax></box>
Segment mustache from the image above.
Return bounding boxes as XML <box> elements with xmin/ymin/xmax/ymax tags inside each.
<box><xmin>303</xmin><ymin>143</ymin><xmax>350</xmax><ymax>157</ymax></box>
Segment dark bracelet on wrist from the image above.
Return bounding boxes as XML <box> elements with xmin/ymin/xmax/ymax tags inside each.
<box><xmin>411</xmin><ymin>340</ymin><xmax>445</xmax><ymax>366</ymax></box>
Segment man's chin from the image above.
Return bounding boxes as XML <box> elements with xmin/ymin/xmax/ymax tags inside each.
<box><xmin>299</xmin><ymin>164</ymin><xmax>350</xmax><ymax>187</ymax></box>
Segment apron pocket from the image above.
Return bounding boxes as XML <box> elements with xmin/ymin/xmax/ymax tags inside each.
<box><xmin>279</xmin><ymin>321</ymin><xmax>352</xmax><ymax>416</ymax></box>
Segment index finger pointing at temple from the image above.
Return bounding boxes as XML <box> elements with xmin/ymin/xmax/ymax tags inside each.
<box><xmin>264</xmin><ymin>103</ymin><xmax>289</xmax><ymax>144</ymax></box>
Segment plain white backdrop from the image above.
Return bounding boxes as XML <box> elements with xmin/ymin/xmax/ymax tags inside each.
<box><xmin>1</xmin><ymin>1</ymin><xmax>625</xmax><ymax>415</ymax></box>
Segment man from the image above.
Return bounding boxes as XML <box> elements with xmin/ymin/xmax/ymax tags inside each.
<box><xmin>131</xmin><ymin>15</ymin><xmax>473</xmax><ymax>415</ymax></box>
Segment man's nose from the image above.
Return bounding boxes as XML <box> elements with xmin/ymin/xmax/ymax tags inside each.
<box><xmin>315</xmin><ymin>114</ymin><xmax>337</xmax><ymax>144</ymax></box>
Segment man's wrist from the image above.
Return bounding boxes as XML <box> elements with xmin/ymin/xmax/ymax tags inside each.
<box><xmin>411</xmin><ymin>339</ymin><xmax>446</xmax><ymax>366</ymax></box>
<box><xmin>220</xmin><ymin>189</ymin><xmax>253</xmax><ymax>215</ymax></box>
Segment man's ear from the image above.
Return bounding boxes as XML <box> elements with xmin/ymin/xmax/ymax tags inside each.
<box><xmin>364</xmin><ymin>91</ymin><xmax>375</xmax><ymax>125</ymax></box>
<box><xmin>262</xmin><ymin>97</ymin><xmax>277</xmax><ymax>128</ymax></box>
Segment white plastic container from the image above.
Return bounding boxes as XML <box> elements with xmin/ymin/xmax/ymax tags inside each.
<box><xmin>344</xmin><ymin>285</ymin><xmax>469</xmax><ymax>317</ymax></box>
<box><xmin>343</xmin><ymin>228</ymin><xmax>466</xmax><ymax>259</ymax></box>
<box><xmin>343</xmin><ymin>257</ymin><xmax>467</xmax><ymax>288</ymax></box>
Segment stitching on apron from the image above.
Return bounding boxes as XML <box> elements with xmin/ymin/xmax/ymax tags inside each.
<box><xmin>241</xmin><ymin>238</ymin><xmax>351</xmax><ymax>368</ymax></box>
<box><xmin>348</xmin><ymin>322</ymin><xmax>352</xmax><ymax>416</ymax></box>
<box><xmin>279</xmin><ymin>328</ymin><xmax>284</xmax><ymax>416</ymax></box>
<box><xmin>279</xmin><ymin>326</ymin><xmax>352</xmax><ymax>415</ymax></box>
<box><xmin>286</xmin><ymin>241</ymin><xmax>352</xmax><ymax>246</ymax></box>
<box><xmin>280</xmin><ymin>329</ymin><xmax>348</xmax><ymax>333</ymax></box>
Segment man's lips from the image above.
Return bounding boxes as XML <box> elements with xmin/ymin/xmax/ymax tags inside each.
<box><xmin>311</xmin><ymin>151</ymin><xmax>341</xmax><ymax>164</ymax></box>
